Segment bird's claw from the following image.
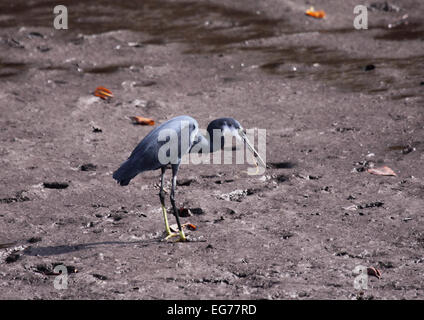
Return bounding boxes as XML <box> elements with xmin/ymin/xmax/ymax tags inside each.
<box><xmin>164</xmin><ymin>232</ymin><xmax>178</xmax><ymax>240</ymax></box>
<box><xmin>163</xmin><ymin>231</ymin><xmax>187</xmax><ymax>242</ymax></box>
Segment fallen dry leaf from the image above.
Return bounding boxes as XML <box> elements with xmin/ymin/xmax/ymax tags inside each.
<box><xmin>367</xmin><ymin>166</ymin><xmax>397</xmax><ymax>176</ymax></box>
<box><xmin>185</xmin><ymin>223</ymin><xmax>197</xmax><ymax>231</ymax></box>
<box><xmin>131</xmin><ymin>116</ymin><xmax>155</xmax><ymax>126</ymax></box>
<box><xmin>305</xmin><ymin>6</ymin><xmax>326</xmax><ymax>19</ymax></box>
<box><xmin>367</xmin><ymin>267</ymin><xmax>382</xmax><ymax>279</ymax></box>
<box><xmin>94</xmin><ymin>86</ymin><xmax>113</xmax><ymax>100</ymax></box>
<box><xmin>170</xmin><ymin>223</ymin><xmax>197</xmax><ymax>233</ymax></box>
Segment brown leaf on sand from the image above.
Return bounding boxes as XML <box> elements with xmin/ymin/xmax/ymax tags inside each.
<box><xmin>367</xmin><ymin>267</ymin><xmax>382</xmax><ymax>279</ymax></box>
<box><xmin>170</xmin><ymin>223</ymin><xmax>197</xmax><ymax>233</ymax></box>
<box><xmin>305</xmin><ymin>7</ymin><xmax>326</xmax><ymax>19</ymax></box>
<box><xmin>367</xmin><ymin>166</ymin><xmax>396</xmax><ymax>176</ymax></box>
<box><xmin>94</xmin><ymin>86</ymin><xmax>113</xmax><ymax>100</ymax></box>
<box><xmin>130</xmin><ymin>116</ymin><xmax>155</xmax><ymax>126</ymax></box>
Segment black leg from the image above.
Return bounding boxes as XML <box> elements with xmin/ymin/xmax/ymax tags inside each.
<box><xmin>159</xmin><ymin>166</ymin><xmax>166</xmax><ymax>207</ymax></box>
<box><xmin>170</xmin><ymin>163</ymin><xmax>186</xmax><ymax>240</ymax></box>
<box><xmin>159</xmin><ymin>166</ymin><xmax>172</xmax><ymax>236</ymax></box>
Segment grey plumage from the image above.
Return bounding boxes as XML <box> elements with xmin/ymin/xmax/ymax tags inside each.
<box><xmin>113</xmin><ymin>115</ymin><xmax>198</xmax><ymax>186</ymax></box>
<box><xmin>112</xmin><ymin>115</ymin><xmax>264</xmax><ymax>241</ymax></box>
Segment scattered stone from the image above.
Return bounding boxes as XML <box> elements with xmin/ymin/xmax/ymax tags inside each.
<box><xmin>92</xmin><ymin>126</ymin><xmax>102</xmax><ymax>133</ymax></box>
<box><xmin>335</xmin><ymin>127</ymin><xmax>358</xmax><ymax>133</ymax></box>
<box><xmin>300</xmin><ymin>149</ymin><xmax>313</xmax><ymax>154</ymax></box>
<box><xmin>201</xmin><ymin>174</ymin><xmax>222</xmax><ymax>179</ymax></box>
<box><xmin>28</xmin><ymin>31</ymin><xmax>45</xmax><ymax>39</ymax></box>
<box><xmin>321</xmin><ymin>186</ymin><xmax>332</xmax><ymax>192</ymax></box>
<box><xmin>130</xmin><ymin>99</ymin><xmax>147</xmax><ymax>108</ymax></box>
<box><xmin>179</xmin><ymin>207</ymin><xmax>204</xmax><ymax>217</ymax></box>
<box><xmin>308</xmin><ymin>175</ymin><xmax>320</xmax><ymax>180</ymax></box>
<box><xmin>358</xmin><ymin>201</ymin><xmax>384</xmax><ymax>209</ymax></box>
<box><xmin>281</xmin><ymin>231</ymin><xmax>294</xmax><ymax>239</ymax></box>
<box><xmin>32</xmin><ymin>264</ymin><xmax>56</xmax><ymax>275</ymax></box>
<box><xmin>295</xmin><ymin>173</ymin><xmax>321</xmax><ymax>180</ymax></box>
<box><xmin>191</xmin><ymin>208</ymin><xmax>205</xmax><ymax>215</ymax></box>
<box><xmin>0</xmin><ymin>190</ymin><xmax>30</xmax><ymax>203</ymax></box>
<box><xmin>177</xmin><ymin>179</ymin><xmax>194</xmax><ymax>186</ymax></box>
<box><xmin>52</xmin><ymin>263</ymin><xmax>78</xmax><ymax>274</ymax></box>
<box><xmin>218</xmin><ymin>189</ymin><xmax>248</xmax><ymax>202</ymax></box>
<box><xmin>145</xmin><ymin>100</ymin><xmax>161</xmax><ymax>109</ymax></box>
<box><xmin>137</xmin><ymin>80</ymin><xmax>157</xmax><ymax>87</ymax></box>
<box><xmin>109</xmin><ymin>213</ymin><xmax>123</xmax><ymax>221</ymax></box>
<box><xmin>378</xmin><ymin>261</ymin><xmax>394</xmax><ymax>269</ymax></box>
<box><xmin>179</xmin><ymin>208</ymin><xmax>191</xmax><ymax>217</ymax></box>
<box><xmin>36</xmin><ymin>46</ymin><xmax>50</xmax><ymax>52</ymax></box>
<box><xmin>298</xmin><ymin>291</ymin><xmax>309</xmax><ymax>297</ymax></box>
<box><xmin>335</xmin><ymin>251</ymin><xmax>348</xmax><ymax>257</ymax></box>
<box><xmin>6</xmin><ymin>38</ymin><xmax>24</xmax><ymax>49</ymax></box>
<box><xmin>368</xmin><ymin>2</ymin><xmax>400</xmax><ymax>12</ymax></box>
<box><xmin>92</xmin><ymin>274</ymin><xmax>108</xmax><ymax>280</ymax></box>
<box><xmin>128</xmin><ymin>42</ymin><xmax>143</xmax><ymax>48</ymax></box>
<box><xmin>402</xmin><ymin>145</ymin><xmax>415</xmax><ymax>154</ymax></box>
<box><xmin>352</xmin><ymin>160</ymin><xmax>374</xmax><ymax>173</ymax></box>
<box><xmin>224</xmin><ymin>208</ymin><xmax>236</xmax><ymax>215</ymax></box>
<box><xmin>214</xmin><ymin>216</ymin><xmax>225</xmax><ymax>223</ymax></box>
<box><xmin>80</xmin><ymin>163</ymin><xmax>97</xmax><ymax>171</ymax></box>
<box><xmin>92</xmin><ymin>203</ymin><xmax>108</xmax><ymax>208</ymax></box>
<box><xmin>5</xmin><ymin>253</ymin><xmax>20</xmax><ymax>263</ymax></box>
<box><xmin>43</xmin><ymin>182</ymin><xmax>69</xmax><ymax>189</ymax></box>
<box><xmin>27</xmin><ymin>237</ymin><xmax>42</xmax><ymax>243</ymax></box>
<box><xmin>276</xmin><ymin>174</ymin><xmax>289</xmax><ymax>183</ymax></box>
<box><xmin>215</xmin><ymin>179</ymin><xmax>235</xmax><ymax>184</ymax></box>
<box><xmin>268</xmin><ymin>162</ymin><xmax>296</xmax><ymax>169</ymax></box>
<box><xmin>364</xmin><ymin>64</ymin><xmax>376</xmax><ymax>71</ymax></box>
<box><xmin>343</xmin><ymin>204</ymin><xmax>358</xmax><ymax>211</ymax></box>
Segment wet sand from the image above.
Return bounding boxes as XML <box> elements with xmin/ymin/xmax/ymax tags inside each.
<box><xmin>0</xmin><ymin>0</ymin><xmax>423</xmax><ymax>299</ymax></box>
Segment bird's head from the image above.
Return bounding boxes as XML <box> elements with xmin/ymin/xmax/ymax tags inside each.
<box><xmin>206</xmin><ymin>118</ymin><xmax>266</xmax><ymax>167</ymax></box>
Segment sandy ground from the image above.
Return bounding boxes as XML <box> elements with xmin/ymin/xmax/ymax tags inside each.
<box><xmin>0</xmin><ymin>0</ymin><xmax>423</xmax><ymax>299</ymax></box>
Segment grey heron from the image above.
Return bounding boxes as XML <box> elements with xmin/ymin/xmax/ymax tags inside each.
<box><xmin>113</xmin><ymin>115</ymin><xmax>265</xmax><ymax>241</ymax></box>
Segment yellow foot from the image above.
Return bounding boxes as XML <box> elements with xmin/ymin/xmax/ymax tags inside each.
<box><xmin>177</xmin><ymin>229</ymin><xmax>187</xmax><ymax>242</ymax></box>
<box><xmin>164</xmin><ymin>232</ymin><xmax>178</xmax><ymax>240</ymax></box>
<box><xmin>164</xmin><ymin>230</ymin><xmax>187</xmax><ymax>242</ymax></box>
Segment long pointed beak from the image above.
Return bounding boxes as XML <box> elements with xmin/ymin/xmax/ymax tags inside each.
<box><xmin>240</xmin><ymin>132</ymin><xmax>266</xmax><ymax>168</ymax></box>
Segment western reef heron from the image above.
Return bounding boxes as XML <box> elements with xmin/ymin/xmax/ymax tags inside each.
<box><xmin>113</xmin><ymin>115</ymin><xmax>265</xmax><ymax>241</ymax></box>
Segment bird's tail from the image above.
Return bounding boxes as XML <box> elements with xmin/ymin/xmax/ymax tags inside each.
<box><xmin>112</xmin><ymin>159</ymin><xmax>139</xmax><ymax>186</ymax></box>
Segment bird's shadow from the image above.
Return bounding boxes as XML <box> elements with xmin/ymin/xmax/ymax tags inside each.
<box><xmin>22</xmin><ymin>236</ymin><xmax>204</xmax><ymax>257</ymax></box>
<box><xmin>22</xmin><ymin>239</ymin><xmax>160</xmax><ymax>257</ymax></box>
<box><xmin>268</xmin><ymin>161</ymin><xmax>296</xmax><ymax>169</ymax></box>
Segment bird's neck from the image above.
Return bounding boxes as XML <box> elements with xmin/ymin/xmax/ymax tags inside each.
<box><xmin>207</xmin><ymin>127</ymin><xmax>223</xmax><ymax>153</ymax></box>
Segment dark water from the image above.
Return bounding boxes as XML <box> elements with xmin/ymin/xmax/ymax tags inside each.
<box><xmin>0</xmin><ymin>0</ymin><xmax>423</xmax><ymax>98</ymax></box>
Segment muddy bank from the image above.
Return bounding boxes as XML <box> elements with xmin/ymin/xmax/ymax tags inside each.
<box><xmin>0</xmin><ymin>0</ymin><xmax>423</xmax><ymax>299</ymax></box>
